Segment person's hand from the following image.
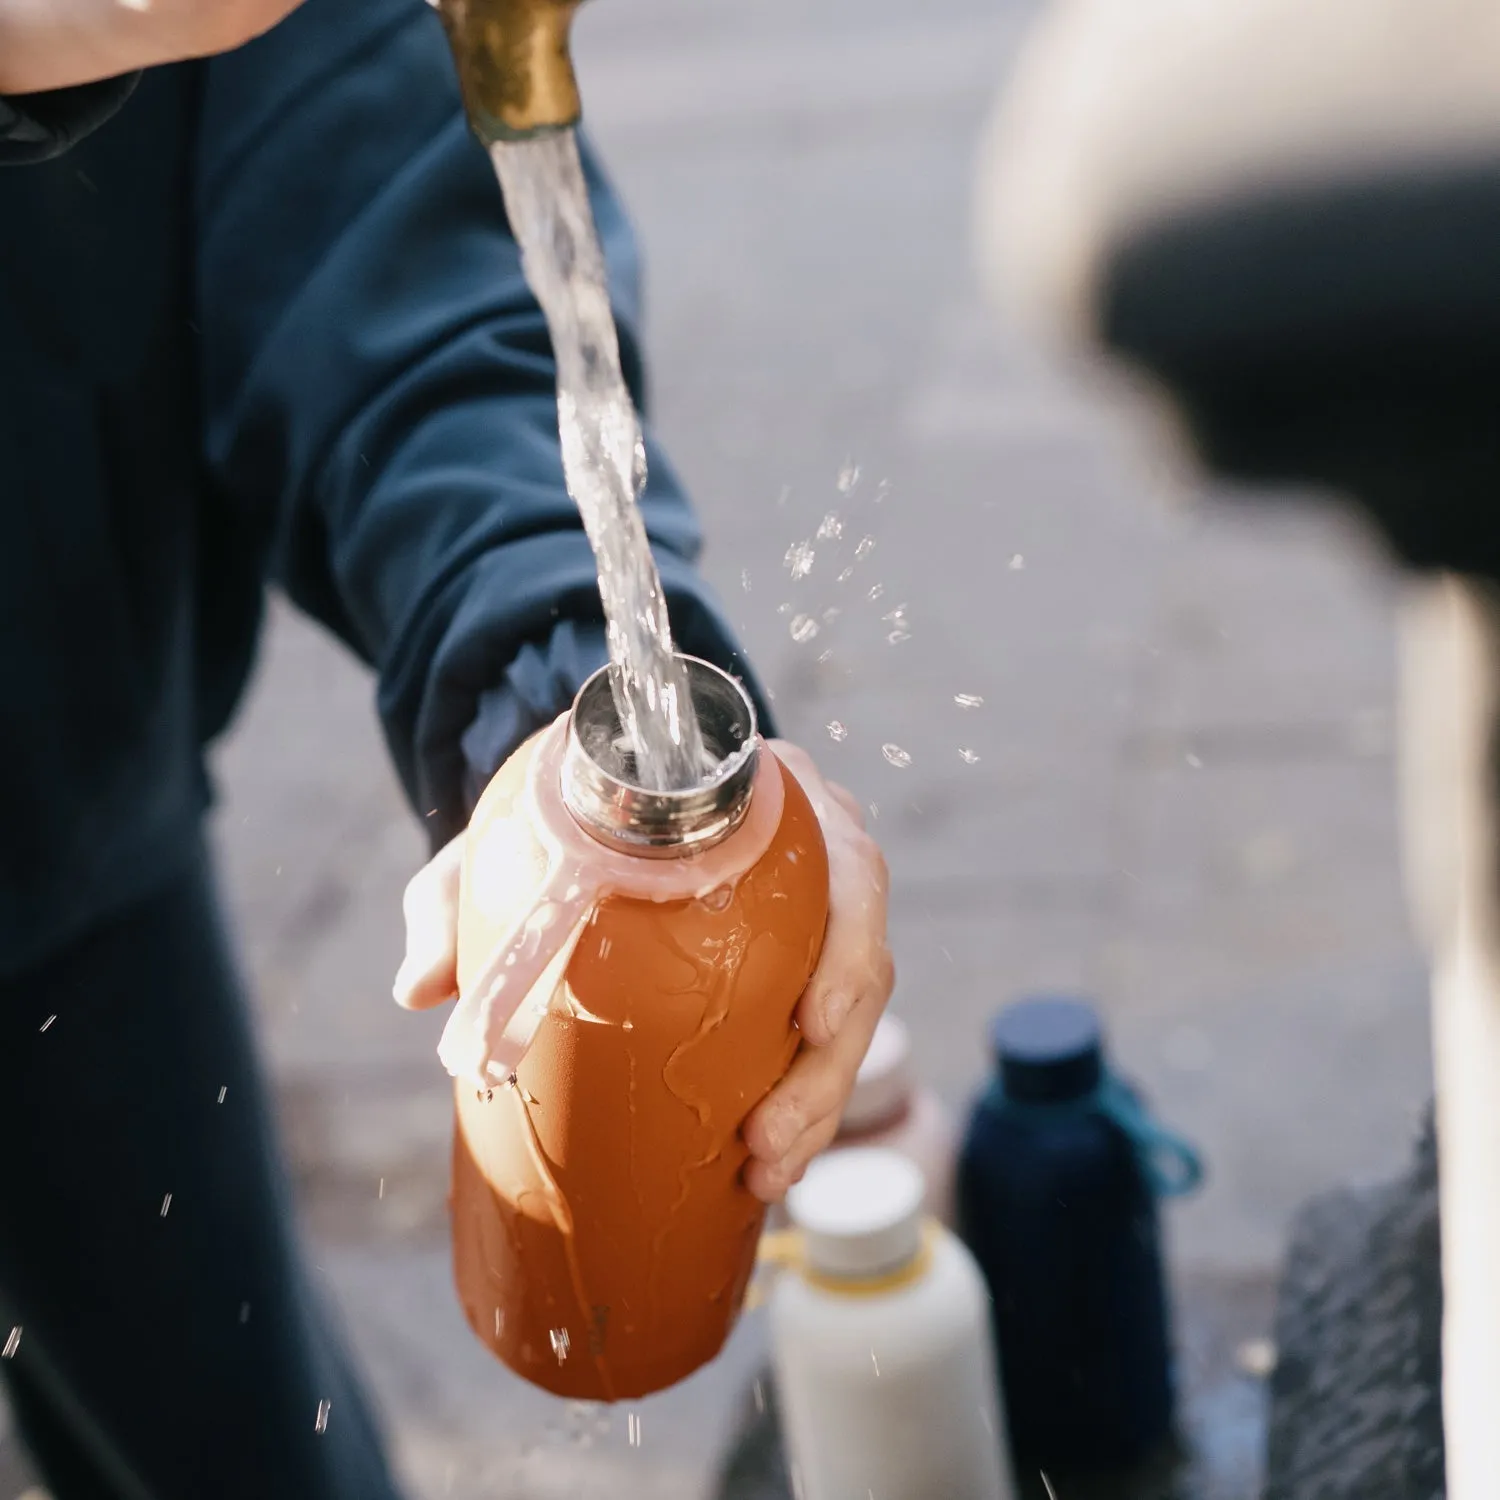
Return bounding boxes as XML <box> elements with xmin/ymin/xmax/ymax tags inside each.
<box><xmin>394</xmin><ymin>735</ymin><xmax>895</xmax><ymax>1204</ymax></box>
<box><xmin>0</xmin><ymin>0</ymin><xmax>306</xmax><ymax>96</ymax></box>
<box><xmin>740</xmin><ymin>740</ymin><xmax>893</xmax><ymax>1201</ymax></box>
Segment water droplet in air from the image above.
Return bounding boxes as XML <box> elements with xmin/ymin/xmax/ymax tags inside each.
<box><xmin>837</xmin><ymin>566</ymin><xmax>854</xmax><ymax>583</ymax></box>
<box><xmin>882</xmin><ymin>744</ymin><xmax>912</xmax><ymax>769</ymax></box>
<box><xmin>314</xmin><ymin>1399</ymin><xmax>331</xmax><ymax>1435</ymax></box>
<box><xmin>954</xmin><ymin>693</ymin><xmax>984</xmax><ymax>710</ymax></box>
<box><xmin>622</xmin><ymin>1019</ymin><xmax>634</xmax><ymax>1031</ymax></box>
<box><xmin>817</xmin><ymin>512</ymin><xmax>843</xmax><ymax>541</ymax></box>
<box><xmin>827</xmin><ymin>721</ymin><xmax>848</xmax><ymax>743</ymax></box>
<box><xmin>39</xmin><ymin>1015</ymin><xmax>55</xmax><ymax>1033</ymax></box>
<box><xmin>378</xmin><ymin>1177</ymin><xmax>386</xmax><ymax>1199</ymax></box>
<box><xmin>160</xmin><ymin>1193</ymin><xmax>172</xmax><ymax>1219</ymax></box>
<box><xmin>822</xmin><ymin>606</ymin><xmax>841</xmax><ymax>623</ymax></box>
<box><xmin>239</xmin><ymin>1302</ymin><xmax>251</xmax><ymax>1324</ymax></box>
<box><xmin>855</xmin><ymin>536</ymin><xmax>876</xmax><ymax>560</ymax></box>
<box><xmin>550</xmin><ymin>1327</ymin><xmax>571</xmax><ymax>1363</ymax></box>
<box><xmin>1186</xmin><ymin>752</ymin><xmax>1203</xmax><ymax>769</ymax></box>
<box><xmin>783</xmin><ymin>541</ymin><xmax>815</xmax><ymax>580</ymax></box>
<box><xmin>3</xmin><ymin>1326</ymin><xmax>20</xmax><ymax>1359</ymax></box>
<box><xmin>741</xmin><ymin>568</ymin><xmax>752</xmax><ymax>593</ymax></box>
<box><xmin>1009</xmin><ymin>553</ymin><xmax>1025</xmax><ymax>571</ymax></box>
<box><xmin>867</xmin><ymin>583</ymin><xmax>884</xmax><ymax>602</ymax></box>
<box><xmin>868</xmin><ymin>802</ymin><xmax>880</xmax><ymax>821</ymax></box>
<box><xmin>628</xmin><ymin>1411</ymin><xmax>643</xmax><ymax>1448</ymax></box>
<box><xmin>598</xmin><ymin>936</ymin><xmax>613</xmax><ymax>960</ymax></box>
<box><xmin>790</xmin><ymin>615</ymin><xmax>819</xmax><ymax>644</ymax></box>
<box><xmin>217</xmin><ymin>1085</ymin><xmax>227</xmax><ymax>1104</ymax></box>
<box><xmin>777</xmin><ymin>601</ymin><xmax>792</xmax><ymax>615</ymax></box>
<box><xmin>959</xmin><ymin>748</ymin><xmax>981</xmax><ymax>764</ymax></box>
<box><xmin>837</xmin><ymin>462</ymin><xmax>860</xmax><ymax>495</ymax></box>
<box><xmin>870</xmin><ymin>1349</ymin><xmax>881</xmax><ymax>1377</ymax></box>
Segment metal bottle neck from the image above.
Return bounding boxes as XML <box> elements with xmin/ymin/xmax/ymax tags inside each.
<box><xmin>560</xmin><ymin>656</ymin><xmax>761</xmax><ymax>857</ymax></box>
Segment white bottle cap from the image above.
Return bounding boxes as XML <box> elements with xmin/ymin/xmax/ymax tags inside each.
<box><xmin>838</xmin><ymin>1013</ymin><xmax>916</xmax><ymax>1135</ymax></box>
<box><xmin>785</xmin><ymin>1148</ymin><xmax>926</xmax><ymax>1280</ymax></box>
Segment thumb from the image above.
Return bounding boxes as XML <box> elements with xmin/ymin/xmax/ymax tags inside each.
<box><xmin>393</xmin><ymin>834</ymin><xmax>464</xmax><ymax>1011</ymax></box>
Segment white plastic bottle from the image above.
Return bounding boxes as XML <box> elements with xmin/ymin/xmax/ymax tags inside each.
<box><xmin>830</xmin><ymin>1012</ymin><xmax>958</xmax><ymax>1225</ymax></box>
<box><xmin>769</xmin><ymin>1148</ymin><xmax>1015</xmax><ymax>1500</ymax></box>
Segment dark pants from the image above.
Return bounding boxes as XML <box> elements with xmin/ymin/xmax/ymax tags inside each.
<box><xmin>0</xmin><ymin>840</ymin><xmax>406</xmax><ymax>1500</ymax></box>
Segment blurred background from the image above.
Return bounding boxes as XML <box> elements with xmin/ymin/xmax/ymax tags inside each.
<box><xmin>2</xmin><ymin>0</ymin><xmax>1436</xmax><ymax>1494</ymax></box>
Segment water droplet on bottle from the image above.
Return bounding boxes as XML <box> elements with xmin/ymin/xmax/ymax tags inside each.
<box><xmin>827</xmin><ymin>721</ymin><xmax>848</xmax><ymax>743</ymax></box>
<box><xmin>701</xmin><ymin>885</ymin><xmax>733</xmax><ymax>913</ymax></box>
<box><xmin>790</xmin><ymin>615</ymin><xmax>819</xmax><ymax>644</ymax></box>
<box><xmin>887</xmin><ymin>629</ymin><xmax>911</xmax><ymax>645</ymax></box>
<box><xmin>870</xmin><ymin>1349</ymin><xmax>881</xmax><ymax>1377</ymax></box>
<box><xmin>882</xmin><ymin>744</ymin><xmax>912</xmax><ymax>769</ymax></box>
<box><xmin>867</xmin><ymin>583</ymin><xmax>884</xmax><ymax>602</ymax></box>
<box><xmin>837</xmin><ymin>566</ymin><xmax>854</xmax><ymax>583</ymax></box>
<box><xmin>855</xmin><ymin>536</ymin><xmax>876</xmax><ymax>560</ymax></box>
<box><xmin>741</xmin><ymin>568</ymin><xmax>752</xmax><ymax>592</ymax></box>
<box><xmin>954</xmin><ymin>693</ymin><xmax>984</xmax><ymax>710</ymax></box>
<box><xmin>959</xmin><ymin>748</ymin><xmax>981</xmax><ymax>764</ymax></box>
<box><xmin>598</xmin><ymin>936</ymin><xmax>613</xmax><ymax>960</ymax></box>
<box><xmin>314</xmin><ymin>1399</ymin><xmax>331</xmax><ymax>1434</ymax></box>
<box><xmin>784</xmin><ymin>541</ymin><xmax>815</xmax><ymax>579</ymax></box>
<box><xmin>817</xmin><ymin>512</ymin><xmax>843</xmax><ymax>541</ymax></box>
<box><xmin>550</xmin><ymin>1327</ymin><xmax>571</xmax><ymax>1364</ymax></box>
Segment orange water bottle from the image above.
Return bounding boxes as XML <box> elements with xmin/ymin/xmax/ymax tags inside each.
<box><xmin>443</xmin><ymin>656</ymin><xmax>829</xmax><ymax>1400</ymax></box>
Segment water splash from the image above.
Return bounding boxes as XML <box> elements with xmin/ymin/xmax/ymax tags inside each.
<box><xmin>491</xmin><ymin>133</ymin><xmax>705</xmax><ymax>791</ymax></box>
<box><xmin>784</xmin><ymin>541</ymin><xmax>815</xmax><ymax>580</ymax></box>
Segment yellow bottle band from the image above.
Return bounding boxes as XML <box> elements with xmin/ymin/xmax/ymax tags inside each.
<box><xmin>747</xmin><ymin>1219</ymin><xmax>939</xmax><ymax>1307</ymax></box>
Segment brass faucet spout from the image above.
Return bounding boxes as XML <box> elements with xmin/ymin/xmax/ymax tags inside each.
<box><xmin>436</xmin><ymin>0</ymin><xmax>584</xmax><ymax>145</ymax></box>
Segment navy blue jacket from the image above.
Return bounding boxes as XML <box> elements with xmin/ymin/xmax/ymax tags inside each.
<box><xmin>0</xmin><ymin>0</ymin><xmax>761</xmax><ymax>978</ymax></box>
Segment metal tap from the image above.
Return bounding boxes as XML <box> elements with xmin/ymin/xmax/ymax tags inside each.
<box><xmin>435</xmin><ymin>0</ymin><xmax>584</xmax><ymax>144</ymax></box>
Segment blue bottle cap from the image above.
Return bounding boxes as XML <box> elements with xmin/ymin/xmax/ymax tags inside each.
<box><xmin>991</xmin><ymin>996</ymin><xmax>1104</xmax><ymax>1104</ymax></box>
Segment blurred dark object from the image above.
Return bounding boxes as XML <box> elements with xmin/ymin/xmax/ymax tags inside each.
<box><xmin>957</xmin><ymin>998</ymin><xmax>1201</xmax><ymax>1471</ymax></box>
<box><xmin>1263</xmin><ymin>1108</ymin><xmax>1444</xmax><ymax>1500</ymax></box>
<box><xmin>1102</xmin><ymin>164</ymin><xmax>1500</xmax><ymax>582</ymax></box>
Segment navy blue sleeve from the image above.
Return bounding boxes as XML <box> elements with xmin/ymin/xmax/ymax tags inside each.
<box><xmin>0</xmin><ymin>75</ymin><xmax>139</xmax><ymax>164</ymax></box>
<box><xmin>193</xmin><ymin>0</ymin><xmax>768</xmax><ymax>845</ymax></box>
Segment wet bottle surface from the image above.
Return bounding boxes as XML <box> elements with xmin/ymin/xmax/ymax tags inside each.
<box><xmin>957</xmin><ymin>997</ymin><xmax>1201</xmax><ymax>1470</ymax></box>
<box><xmin>449</xmin><ymin>659</ymin><xmax>829</xmax><ymax>1401</ymax></box>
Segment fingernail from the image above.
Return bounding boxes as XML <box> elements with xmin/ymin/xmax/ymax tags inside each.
<box><xmin>822</xmin><ymin>991</ymin><xmax>853</xmax><ymax>1036</ymax></box>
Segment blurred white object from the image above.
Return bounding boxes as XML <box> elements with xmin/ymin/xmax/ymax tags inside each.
<box><xmin>769</xmin><ymin>1149</ymin><xmax>1014</xmax><ymax>1500</ymax></box>
<box><xmin>974</xmin><ymin>0</ymin><xmax>1500</xmax><ymax>344</ymax></box>
<box><xmin>832</xmin><ymin>1013</ymin><xmax>958</xmax><ymax>1224</ymax></box>
<box><xmin>1400</xmin><ymin>578</ymin><xmax>1500</xmax><ymax>1500</ymax></box>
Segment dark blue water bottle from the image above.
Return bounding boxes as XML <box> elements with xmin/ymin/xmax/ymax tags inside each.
<box><xmin>956</xmin><ymin>997</ymin><xmax>1203</xmax><ymax>1471</ymax></box>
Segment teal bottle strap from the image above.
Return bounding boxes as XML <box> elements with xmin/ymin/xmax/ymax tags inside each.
<box><xmin>983</xmin><ymin>1074</ymin><xmax>1204</xmax><ymax>1200</ymax></box>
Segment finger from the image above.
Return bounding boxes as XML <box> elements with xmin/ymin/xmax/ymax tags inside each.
<box><xmin>393</xmin><ymin>834</ymin><xmax>464</xmax><ymax>1011</ymax></box>
<box><xmin>826</xmin><ymin>781</ymin><xmax>866</xmax><ymax>830</ymax></box>
<box><xmin>744</xmin><ymin>989</ymin><xmax>885</xmax><ymax>1164</ymax></box>
<box><xmin>799</xmin><ymin>827</ymin><xmax>892</xmax><ymax>1046</ymax></box>
<box><xmin>745</xmin><ymin>1111</ymin><xmax>843</xmax><ymax>1204</ymax></box>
